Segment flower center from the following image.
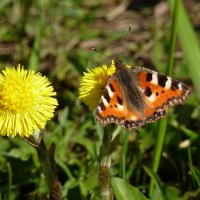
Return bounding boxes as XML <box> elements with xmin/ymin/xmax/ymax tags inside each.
<box><xmin>0</xmin><ymin>79</ymin><xmax>34</xmax><ymax>113</ymax></box>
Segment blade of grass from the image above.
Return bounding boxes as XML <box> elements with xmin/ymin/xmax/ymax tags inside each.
<box><xmin>28</xmin><ymin>0</ymin><xmax>44</xmax><ymax>70</ymax></box>
<box><xmin>119</xmin><ymin>132</ymin><xmax>129</xmax><ymax>179</ymax></box>
<box><xmin>149</xmin><ymin>0</ymin><xmax>179</xmax><ymax>197</ymax></box>
<box><xmin>168</xmin><ymin>0</ymin><xmax>200</xmax><ymax>99</ymax></box>
<box><xmin>6</xmin><ymin>162</ymin><xmax>12</xmax><ymax>200</ymax></box>
<box><xmin>149</xmin><ymin>119</ymin><xmax>167</xmax><ymax>197</ymax></box>
<box><xmin>181</xmin><ymin>126</ymin><xmax>198</xmax><ymax>141</ymax></box>
<box><xmin>119</xmin><ymin>155</ymin><xmax>126</xmax><ymax>179</ymax></box>
<box><xmin>144</xmin><ymin>166</ymin><xmax>165</xmax><ymax>200</ymax></box>
<box><xmin>188</xmin><ymin>146</ymin><xmax>200</xmax><ymax>187</ymax></box>
<box><xmin>55</xmin><ymin>159</ymin><xmax>75</xmax><ymax>181</ymax></box>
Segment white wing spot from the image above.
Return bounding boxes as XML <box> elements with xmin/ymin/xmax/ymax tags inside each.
<box><xmin>178</xmin><ymin>83</ymin><xmax>182</xmax><ymax>90</ymax></box>
<box><xmin>130</xmin><ymin>115</ymin><xmax>138</xmax><ymax>121</ymax></box>
<box><xmin>165</xmin><ymin>78</ymin><xmax>172</xmax><ymax>89</ymax></box>
<box><xmin>148</xmin><ymin>93</ymin><xmax>156</xmax><ymax>102</ymax></box>
<box><xmin>107</xmin><ymin>85</ymin><xmax>114</xmax><ymax>98</ymax></box>
<box><xmin>118</xmin><ymin>104</ymin><xmax>124</xmax><ymax>111</ymax></box>
<box><xmin>102</xmin><ymin>96</ymin><xmax>109</xmax><ymax>107</ymax></box>
<box><xmin>151</xmin><ymin>73</ymin><xmax>158</xmax><ymax>85</ymax></box>
<box><xmin>97</xmin><ymin>106</ymin><xmax>102</xmax><ymax>113</ymax></box>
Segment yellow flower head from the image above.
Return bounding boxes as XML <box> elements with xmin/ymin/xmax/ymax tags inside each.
<box><xmin>0</xmin><ymin>65</ymin><xmax>58</xmax><ymax>138</ymax></box>
<box><xmin>79</xmin><ymin>61</ymin><xmax>116</xmax><ymax>110</ymax></box>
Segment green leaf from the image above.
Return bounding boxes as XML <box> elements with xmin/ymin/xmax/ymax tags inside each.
<box><xmin>188</xmin><ymin>147</ymin><xmax>200</xmax><ymax>187</ymax></box>
<box><xmin>79</xmin><ymin>166</ymin><xmax>99</xmax><ymax>196</ymax></box>
<box><xmin>190</xmin><ymin>165</ymin><xmax>200</xmax><ymax>187</ymax></box>
<box><xmin>111</xmin><ymin>177</ymin><xmax>149</xmax><ymax>200</ymax></box>
<box><xmin>181</xmin><ymin>126</ymin><xmax>198</xmax><ymax>140</ymax></box>
<box><xmin>144</xmin><ymin>166</ymin><xmax>165</xmax><ymax>200</ymax></box>
<box><xmin>181</xmin><ymin>188</ymin><xmax>200</xmax><ymax>200</ymax></box>
<box><xmin>164</xmin><ymin>186</ymin><xmax>181</xmax><ymax>200</ymax></box>
<box><xmin>72</xmin><ymin>134</ymin><xmax>95</xmax><ymax>157</ymax></box>
<box><xmin>8</xmin><ymin>140</ymin><xmax>36</xmax><ymax>161</ymax></box>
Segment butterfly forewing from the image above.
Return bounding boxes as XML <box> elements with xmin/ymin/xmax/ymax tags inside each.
<box><xmin>135</xmin><ymin>67</ymin><xmax>190</xmax><ymax>109</ymax></box>
<box><xmin>96</xmin><ymin>77</ymin><xmax>145</xmax><ymax>129</ymax></box>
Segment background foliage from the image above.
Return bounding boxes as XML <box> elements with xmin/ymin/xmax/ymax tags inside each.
<box><xmin>0</xmin><ymin>0</ymin><xmax>200</xmax><ymax>199</ymax></box>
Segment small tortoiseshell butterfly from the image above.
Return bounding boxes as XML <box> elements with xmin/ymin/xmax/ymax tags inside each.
<box><xmin>96</xmin><ymin>58</ymin><xmax>190</xmax><ymax>130</ymax></box>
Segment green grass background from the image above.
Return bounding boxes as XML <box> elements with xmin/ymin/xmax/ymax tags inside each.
<box><xmin>0</xmin><ymin>0</ymin><xmax>200</xmax><ymax>199</ymax></box>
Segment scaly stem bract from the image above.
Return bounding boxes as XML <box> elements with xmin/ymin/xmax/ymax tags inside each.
<box><xmin>99</xmin><ymin>124</ymin><xmax>115</xmax><ymax>200</ymax></box>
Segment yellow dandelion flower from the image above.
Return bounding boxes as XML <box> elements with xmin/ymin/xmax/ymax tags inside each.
<box><xmin>0</xmin><ymin>65</ymin><xmax>58</xmax><ymax>138</ymax></box>
<box><xmin>79</xmin><ymin>61</ymin><xmax>116</xmax><ymax>110</ymax></box>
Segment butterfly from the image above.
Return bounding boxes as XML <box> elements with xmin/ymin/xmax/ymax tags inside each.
<box><xmin>96</xmin><ymin>58</ymin><xmax>191</xmax><ymax>130</ymax></box>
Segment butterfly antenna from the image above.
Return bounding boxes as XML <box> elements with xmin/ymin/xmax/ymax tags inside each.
<box><xmin>124</xmin><ymin>25</ymin><xmax>132</xmax><ymax>51</ymax></box>
<box><xmin>92</xmin><ymin>48</ymin><xmax>109</xmax><ymax>57</ymax></box>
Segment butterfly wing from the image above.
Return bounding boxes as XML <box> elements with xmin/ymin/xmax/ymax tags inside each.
<box><xmin>132</xmin><ymin>66</ymin><xmax>190</xmax><ymax>124</ymax></box>
<box><xmin>96</xmin><ymin>64</ymin><xmax>190</xmax><ymax>130</ymax></box>
<box><xmin>96</xmin><ymin>76</ymin><xmax>146</xmax><ymax>129</ymax></box>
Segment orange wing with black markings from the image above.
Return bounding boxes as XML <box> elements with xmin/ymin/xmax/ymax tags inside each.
<box><xmin>96</xmin><ymin>58</ymin><xmax>190</xmax><ymax>130</ymax></box>
<box><xmin>136</xmin><ymin>67</ymin><xmax>190</xmax><ymax>108</ymax></box>
<box><xmin>96</xmin><ymin>78</ymin><xmax>144</xmax><ymax>129</ymax></box>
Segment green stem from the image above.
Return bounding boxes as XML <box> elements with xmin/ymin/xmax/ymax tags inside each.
<box><xmin>119</xmin><ymin>132</ymin><xmax>129</xmax><ymax>179</ymax></box>
<box><xmin>149</xmin><ymin>0</ymin><xmax>179</xmax><ymax>197</ymax></box>
<box><xmin>166</xmin><ymin>0</ymin><xmax>180</xmax><ymax>76</ymax></box>
<box><xmin>149</xmin><ymin>119</ymin><xmax>167</xmax><ymax>196</ymax></box>
<box><xmin>26</xmin><ymin>133</ymin><xmax>61</xmax><ymax>199</ymax></box>
<box><xmin>6</xmin><ymin>162</ymin><xmax>12</xmax><ymax>200</ymax></box>
<box><xmin>99</xmin><ymin>124</ymin><xmax>114</xmax><ymax>200</ymax></box>
<box><xmin>36</xmin><ymin>139</ymin><xmax>55</xmax><ymax>191</ymax></box>
<box><xmin>37</xmin><ymin>139</ymin><xmax>62</xmax><ymax>199</ymax></box>
<box><xmin>29</xmin><ymin>0</ymin><xmax>44</xmax><ymax>71</ymax></box>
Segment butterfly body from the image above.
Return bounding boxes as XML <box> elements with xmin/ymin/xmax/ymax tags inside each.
<box><xmin>96</xmin><ymin>58</ymin><xmax>190</xmax><ymax>130</ymax></box>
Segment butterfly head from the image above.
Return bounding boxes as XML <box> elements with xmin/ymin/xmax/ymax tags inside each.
<box><xmin>114</xmin><ymin>58</ymin><xmax>127</xmax><ymax>73</ymax></box>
